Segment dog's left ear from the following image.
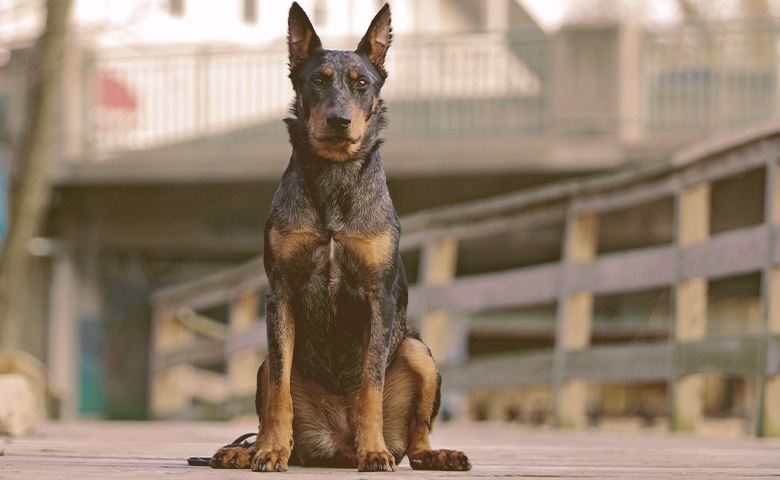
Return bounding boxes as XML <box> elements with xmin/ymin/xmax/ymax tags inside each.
<box><xmin>357</xmin><ymin>3</ymin><xmax>392</xmax><ymax>73</ymax></box>
<box><xmin>288</xmin><ymin>2</ymin><xmax>322</xmax><ymax>73</ymax></box>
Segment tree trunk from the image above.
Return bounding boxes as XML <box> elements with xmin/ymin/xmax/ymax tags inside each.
<box><xmin>0</xmin><ymin>0</ymin><xmax>73</xmax><ymax>350</ymax></box>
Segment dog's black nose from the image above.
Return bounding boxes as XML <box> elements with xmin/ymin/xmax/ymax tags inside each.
<box><xmin>327</xmin><ymin>110</ymin><xmax>352</xmax><ymax>130</ymax></box>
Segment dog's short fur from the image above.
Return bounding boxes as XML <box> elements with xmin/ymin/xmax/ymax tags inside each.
<box><xmin>209</xmin><ymin>3</ymin><xmax>471</xmax><ymax>472</ymax></box>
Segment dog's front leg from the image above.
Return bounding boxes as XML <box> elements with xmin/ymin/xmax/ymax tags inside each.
<box><xmin>356</xmin><ymin>292</ymin><xmax>397</xmax><ymax>472</ymax></box>
<box><xmin>252</xmin><ymin>290</ymin><xmax>295</xmax><ymax>472</ymax></box>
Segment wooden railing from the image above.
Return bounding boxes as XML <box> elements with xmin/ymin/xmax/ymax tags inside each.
<box><xmin>150</xmin><ymin>119</ymin><xmax>780</xmax><ymax>437</ymax></box>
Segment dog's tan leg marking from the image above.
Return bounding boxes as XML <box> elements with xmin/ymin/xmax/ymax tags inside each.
<box><xmin>356</xmin><ymin>382</ymin><xmax>395</xmax><ymax>472</ymax></box>
<box><xmin>380</xmin><ymin>339</ymin><xmax>419</xmax><ymax>462</ymax></box>
<box><xmin>251</xmin><ymin>300</ymin><xmax>295</xmax><ymax>472</ymax></box>
<box><xmin>397</xmin><ymin>338</ymin><xmax>472</xmax><ymax>471</ymax></box>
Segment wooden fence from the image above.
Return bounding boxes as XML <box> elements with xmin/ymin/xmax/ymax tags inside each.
<box><xmin>149</xmin><ymin>119</ymin><xmax>780</xmax><ymax>437</ymax></box>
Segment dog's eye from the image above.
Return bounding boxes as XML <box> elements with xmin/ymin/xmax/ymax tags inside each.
<box><xmin>356</xmin><ymin>78</ymin><xmax>369</xmax><ymax>89</ymax></box>
<box><xmin>312</xmin><ymin>76</ymin><xmax>324</xmax><ymax>86</ymax></box>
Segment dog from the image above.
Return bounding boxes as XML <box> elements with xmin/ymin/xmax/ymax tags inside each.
<box><xmin>209</xmin><ymin>2</ymin><xmax>471</xmax><ymax>472</ymax></box>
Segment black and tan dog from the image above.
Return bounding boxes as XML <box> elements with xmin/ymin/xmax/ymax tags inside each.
<box><xmin>209</xmin><ymin>2</ymin><xmax>471</xmax><ymax>473</ymax></box>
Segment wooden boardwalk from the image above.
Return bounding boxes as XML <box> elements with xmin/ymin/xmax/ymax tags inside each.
<box><xmin>1</xmin><ymin>421</ymin><xmax>779</xmax><ymax>479</ymax></box>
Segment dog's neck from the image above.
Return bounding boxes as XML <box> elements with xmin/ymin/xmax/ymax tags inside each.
<box><xmin>286</xmin><ymin>130</ymin><xmax>394</xmax><ymax>233</ymax></box>
<box><xmin>281</xmin><ymin>96</ymin><xmax>395</xmax><ymax>232</ymax></box>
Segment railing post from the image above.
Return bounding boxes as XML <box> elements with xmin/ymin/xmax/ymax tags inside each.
<box><xmin>149</xmin><ymin>309</ymin><xmax>195</xmax><ymax>419</ymax></box>
<box><xmin>553</xmin><ymin>211</ymin><xmax>599</xmax><ymax>429</ymax></box>
<box><xmin>761</xmin><ymin>153</ymin><xmax>780</xmax><ymax>437</ymax></box>
<box><xmin>765</xmin><ymin>269</ymin><xmax>780</xmax><ymax>437</ymax></box>
<box><xmin>419</xmin><ymin>236</ymin><xmax>461</xmax><ymax>364</ymax></box>
<box><xmin>419</xmin><ymin>236</ymin><xmax>469</xmax><ymax>419</ymax></box>
<box><xmin>227</xmin><ymin>291</ymin><xmax>262</xmax><ymax>415</ymax></box>
<box><xmin>47</xmin><ymin>250</ymin><xmax>79</xmax><ymax>420</ymax></box>
<box><xmin>672</xmin><ymin>182</ymin><xmax>710</xmax><ymax>433</ymax></box>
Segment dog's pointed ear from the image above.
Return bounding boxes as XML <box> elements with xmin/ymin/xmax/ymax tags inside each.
<box><xmin>288</xmin><ymin>2</ymin><xmax>322</xmax><ymax>73</ymax></box>
<box><xmin>357</xmin><ymin>3</ymin><xmax>392</xmax><ymax>73</ymax></box>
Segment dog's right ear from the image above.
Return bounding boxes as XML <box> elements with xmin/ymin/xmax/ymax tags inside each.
<box><xmin>288</xmin><ymin>2</ymin><xmax>322</xmax><ymax>73</ymax></box>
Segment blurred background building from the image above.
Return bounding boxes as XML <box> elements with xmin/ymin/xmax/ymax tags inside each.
<box><xmin>1</xmin><ymin>0</ymin><xmax>779</xmax><ymax>426</ymax></box>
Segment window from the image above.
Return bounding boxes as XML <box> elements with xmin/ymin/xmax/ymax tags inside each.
<box><xmin>243</xmin><ymin>0</ymin><xmax>258</xmax><ymax>24</ymax></box>
<box><xmin>169</xmin><ymin>0</ymin><xmax>185</xmax><ymax>17</ymax></box>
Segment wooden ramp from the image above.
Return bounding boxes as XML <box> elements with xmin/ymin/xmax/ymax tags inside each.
<box><xmin>2</xmin><ymin>421</ymin><xmax>779</xmax><ymax>479</ymax></box>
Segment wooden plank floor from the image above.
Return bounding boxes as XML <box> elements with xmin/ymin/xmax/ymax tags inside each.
<box><xmin>1</xmin><ymin>421</ymin><xmax>779</xmax><ymax>479</ymax></box>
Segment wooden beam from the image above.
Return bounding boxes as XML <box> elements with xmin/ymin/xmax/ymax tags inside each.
<box><xmin>572</xmin><ymin>174</ymin><xmax>676</xmax><ymax>215</ymax></box>
<box><xmin>676</xmin><ymin>279</ymin><xmax>708</xmax><ymax>342</ymax></box>
<box><xmin>399</xmin><ymin>160</ymin><xmax>671</xmax><ymax>239</ymax></box>
<box><xmin>427</xmin><ymin>263</ymin><xmax>560</xmax><ymax>312</ymax></box>
<box><xmin>561</xmin><ymin>292</ymin><xmax>594</xmax><ymax>351</ymax></box>
<box><xmin>575</xmin><ymin>246</ymin><xmax>676</xmax><ymax>295</ymax></box>
<box><xmin>764</xmin><ymin>375</ymin><xmax>780</xmax><ymax>437</ymax></box>
<box><xmin>400</xmin><ymin>203</ymin><xmax>565</xmax><ymax>252</ymax></box>
<box><xmin>419</xmin><ymin>237</ymin><xmax>461</xmax><ymax>364</ymax></box>
<box><xmin>675</xmin><ymin>335</ymin><xmax>764</xmax><ymax>376</ymax></box>
<box><xmin>149</xmin><ymin>312</ymin><xmax>197</xmax><ymax>418</ymax></box>
<box><xmin>762</xmin><ymin>157</ymin><xmax>780</xmax><ymax>437</ymax></box>
<box><xmin>227</xmin><ymin>292</ymin><xmax>262</xmax><ymax>402</ymax></box>
<box><xmin>671</xmin><ymin>119</ymin><xmax>780</xmax><ymax>167</ymax></box>
<box><xmin>553</xmin><ymin>212</ymin><xmax>599</xmax><ymax>429</ymax></box>
<box><xmin>151</xmin><ymin>337</ymin><xmax>224</xmax><ymax>372</ymax></box>
<box><xmin>151</xmin><ymin>256</ymin><xmax>266</xmax><ymax>313</ymax></box>
<box><xmin>682</xmin><ymin>226</ymin><xmax>767</xmax><ymax>280</ymax></box>
<box><xmin>565</xmin><ymin>342</ymin><xmax>671</xmax><ymax>382</ymax></box>
<box><xmin>566</xmin><ymin>213</ymin><xmax>599</xmax><ymax>262</ymax></box>
<box><xmin>672</xmin><ymin>182</ymin><xmax>710</xmax><ymax>433</ymax></box>
<box><xmin>225</xmin><ymin>321</ymin><xmax>267</xmax><ymax>356</ymax></box>
<box><xmin>440</xmin><ymin>350</ymin><xmax>553</xmax><ymax>390</ymax></box>
<box><xmin>678</xmin><ymin>183</ymin><xmax>710</xmax><ymax>247</ymax></box>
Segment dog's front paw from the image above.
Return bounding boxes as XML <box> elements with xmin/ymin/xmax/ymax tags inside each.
<box><xmin>409</xmin><ymin>449</ymin><xmax>471</xmax><ymax>471</ymax></box>
<box><xmin>251</xmin><ymin>441</ymin><xmax>293</xmax><ymax>473</ymax></box>
<box><xmin>210</xmin><ymin>446</ymin><xmax>256</xmax><ymax>469</ymax></box>
<box><xmin>357</xmin><ymin>446</ymin><xmax>396</xmax><ymax>472</ymax></box>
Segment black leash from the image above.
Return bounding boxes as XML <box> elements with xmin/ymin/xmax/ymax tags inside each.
<box><xmin>187</xmin><ymin>432</ymin><xmax>256</xmax><ymax>467</ymax></box>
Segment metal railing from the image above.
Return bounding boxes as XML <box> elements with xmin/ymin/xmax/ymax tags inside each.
<box><xmin>83</xmin><ymin>30</ymin><xmax>548</xmax><ymax>156</ymax></box>
<box><xmin>644</xmin><ymin>21</ymin><xmax>780</xmax><ymax>132</ymax></box>
<box><xmin>7</xmin><ymin>21</ymin><xmax>780</xmax><ymax>166</ymax></box>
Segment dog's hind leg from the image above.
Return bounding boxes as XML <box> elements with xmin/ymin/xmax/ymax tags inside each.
<box><xmin>382</xmin><ymin>336</ymin><xmax>472</xmax><ymax>471</ymax></box>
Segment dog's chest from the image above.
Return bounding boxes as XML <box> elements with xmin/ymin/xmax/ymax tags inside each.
<box><xmin>271</xmin><ymin>228</ymin><xmax>391</xmax><ymax>390</ymax></box>
<box><xmin>270</xmin><ymin>227</ymin><xmax>391</xmax><ymax>287</ymax></box>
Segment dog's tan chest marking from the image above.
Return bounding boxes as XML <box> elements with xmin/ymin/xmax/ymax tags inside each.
<box><xmin>268</xmin><ymin>227</ymin><xmax>321</xmax><ymax>260</ymax></box>
<box><xmin>271</xmin><ymin>227</ymin><xmax>392</xmax><ymax>270</ymax></box>
<box><xmin>336</xmin><ymin>231</ymin><xmax>393</xmax><ymax>270</ymax></box>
